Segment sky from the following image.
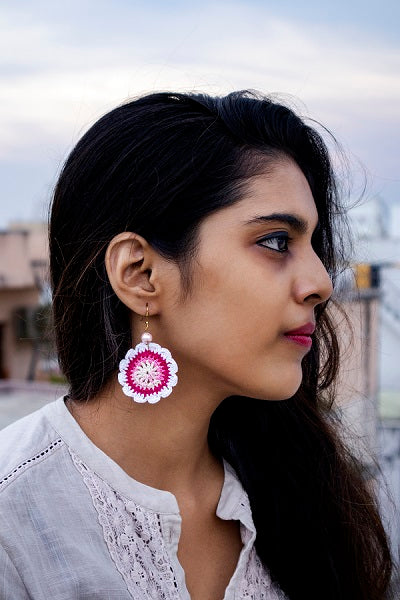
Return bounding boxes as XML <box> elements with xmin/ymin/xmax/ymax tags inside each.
<box><xmin>1</xmin><ymin>0</ymin><xmax>399</xmax><ymax>226</ymax></box>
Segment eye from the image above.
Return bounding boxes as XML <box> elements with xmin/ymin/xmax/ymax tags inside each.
<box><xmin>257</xmin><ymin>232</ymin><xmax>290</xmax><ymax>253</ymax></box>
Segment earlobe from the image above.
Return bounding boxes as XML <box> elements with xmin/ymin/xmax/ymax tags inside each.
<box><xmin>105</xmin><ymin>232</ymin><xmax>158</xmax><ymax>312</ymax></box>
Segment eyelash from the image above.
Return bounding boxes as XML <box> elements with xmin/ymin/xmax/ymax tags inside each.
<box><xmin>257</xmin><ymin>232</ymin><xmax>291</xmax><ymax>253</ymax></box>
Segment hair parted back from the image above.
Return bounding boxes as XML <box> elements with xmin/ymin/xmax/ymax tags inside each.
<box><xmin>49</xmin><ymin>90</ymin><xmax>393</xmax><ymax>599</ymax></box>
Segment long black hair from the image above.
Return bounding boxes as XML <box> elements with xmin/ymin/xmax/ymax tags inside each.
<box><xmin>49</xmin><ymin>91</ymin><xmax>393</xmax><ymax>599</ymax></box>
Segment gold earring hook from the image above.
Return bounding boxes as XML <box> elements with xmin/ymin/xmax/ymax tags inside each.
<box><xmin>144</xmin><ymin>303</ymin><xmax>149</xmax><ymax>331</ymax></box>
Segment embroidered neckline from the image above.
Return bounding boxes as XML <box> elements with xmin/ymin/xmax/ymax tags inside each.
<box><xmin>0</xmin><ymin>439</ymin><xmax>63</xmax><ymax>491</ymax></box>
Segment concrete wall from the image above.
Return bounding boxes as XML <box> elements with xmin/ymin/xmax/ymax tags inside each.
<box><xmin>0</xmin><ymin>225</ymin><xmax>48</xmax><ymax>380</ymax></box>
<box><xmin>0</xmin><ymin>287</ymin><xmax>39</xmax><ymax>379</ymax></box>
<box><xmin>0</xmin><ymin>231</ymin><xmax>35</xmax><ymax>288</ymax></box>
<box><xmin>333</xmin><ymin>292</ymin><xmax>380</xmax><ymax>465</ymax></box>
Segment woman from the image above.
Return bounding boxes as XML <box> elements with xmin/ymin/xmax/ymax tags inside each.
<box><xmin>0</xmin><ymin>91</ymin><xmax>393</xmax><ymax>599</ymax></box>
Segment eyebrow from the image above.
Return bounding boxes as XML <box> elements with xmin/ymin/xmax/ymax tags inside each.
<box><xmin>243</xmin><ymin>212</ymin><xmax>319</xmax><ymax>234</ymax></box>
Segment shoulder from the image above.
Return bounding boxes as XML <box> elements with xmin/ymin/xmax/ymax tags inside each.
<box><xmin>0</xmin><ymin>400</ymin><xmax>65</xmax><ymax>493</ymax></box>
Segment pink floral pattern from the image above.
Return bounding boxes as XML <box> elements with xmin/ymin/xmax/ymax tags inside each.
<box><xmin>118</xmin><ymin>342</ymin><xmax>178</xmax><ymax>404</ymax></box>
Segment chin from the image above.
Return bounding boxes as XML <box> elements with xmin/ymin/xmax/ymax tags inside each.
<box><xmin>264</xmin><ymin>389</ymin><xmax>299</xmax><ymax>401</ymax></box>
<box><xmin>247</xmin><ymin>371</ymin><xmax>303</xmax><ymax>401</ymax></box>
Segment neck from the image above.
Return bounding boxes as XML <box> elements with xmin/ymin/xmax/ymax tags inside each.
<box><xmin>67</xmin><ymin>368</ymin><xmax>226</xmax><ymax>498</ymax></box>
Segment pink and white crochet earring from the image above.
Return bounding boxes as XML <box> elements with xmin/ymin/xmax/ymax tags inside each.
<box><xmin>118</xmin><ymin>304</ymin><xmax>178</xmax><ymax>404</ymax></box>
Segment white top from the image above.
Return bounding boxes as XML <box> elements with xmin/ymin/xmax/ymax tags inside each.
<box><xmin>0</xmin><ymin>396</ymin><xmax>286</xmax><ymax>599</ymax></box>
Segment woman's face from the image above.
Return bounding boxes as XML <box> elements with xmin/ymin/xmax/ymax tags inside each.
<box><xmin>158</xmin><ymin>158</ymin><xmax>333</xmax><ymax>401</ymax></box>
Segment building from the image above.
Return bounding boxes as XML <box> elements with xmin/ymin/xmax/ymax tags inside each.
<box><xmin>348</xmin><ymin>197</ymin><xmax>400</xmax><ymax>574</ymax></box>
<box><xmin>0</xmin><ymin>223</ymin><xmax>48</xmax><ymax>380</ymax></box>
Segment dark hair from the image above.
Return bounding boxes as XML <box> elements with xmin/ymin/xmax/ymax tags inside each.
<box><xmin>49</xmin><ymin>91</ymin><xmax>393</xmax><ymax>599</ymax></box>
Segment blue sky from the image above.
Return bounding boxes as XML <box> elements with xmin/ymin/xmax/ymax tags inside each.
<box><xmin>1</xmin><ymin>0</ymin><xmax>399</xmax><ymax>226</ymax></box>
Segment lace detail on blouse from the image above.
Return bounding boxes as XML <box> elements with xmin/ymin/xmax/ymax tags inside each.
<box><xmin>69</xmin><ymin>448</ymin><xmax>287</xmax><ymax>600</ymax></box>
<box><xmin>69</xmin><ymin>449</ymin><xmax>181</xmax><ymax>600</ymax></box>
<box><xmin>238</xmin><ymin>547</ymin><xmax>287</xmax><ymax>599</ymax></box>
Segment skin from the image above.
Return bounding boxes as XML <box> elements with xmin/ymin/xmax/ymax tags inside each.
<box><xmin>68</xmin><ymin>158</ymin><xmax>333</xmax><ymax>599</ymax></box>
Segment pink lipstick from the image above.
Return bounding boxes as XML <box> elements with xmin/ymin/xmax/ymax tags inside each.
<box><xmin>284</xmin><ymin>322</ymin><xmax>315</xmax><ymax>348</ymax></box>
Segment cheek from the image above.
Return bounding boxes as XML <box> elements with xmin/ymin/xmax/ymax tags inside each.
<box><xmin>166</xmin><ymin>250</ymin><xmax>302</xmax><ymax>399</ymax></box>
<box><xmin>170</xmin><ymin>282</ymin><xmax>302</xmax><ymax>400</ymax></box>
<box><xmin>179</xmin><ymin>257</ymin><xmax>270</xmax><ymax>349</ymax></box>
<box><xmin>217</xmin><ymin>334</ymin><xmax>304</xmax><ymax>400</ymax></box>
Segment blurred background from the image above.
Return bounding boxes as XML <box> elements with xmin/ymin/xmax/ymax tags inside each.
<box><xmin>0</xmin><ymin>0</ymin><xmax>399</xmax><ymax>573</ymax></box>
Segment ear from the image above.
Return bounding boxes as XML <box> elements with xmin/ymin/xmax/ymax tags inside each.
<box><xmin>105</xmin><ymin>232</ymin><xmax>161</xmax><ymax>315</ymax></box>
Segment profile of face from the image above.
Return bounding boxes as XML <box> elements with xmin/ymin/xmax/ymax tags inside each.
<box><xmin>107</xmin><ymin>158</ymin><xmax>333</xmax><ymax>403</ymax></box>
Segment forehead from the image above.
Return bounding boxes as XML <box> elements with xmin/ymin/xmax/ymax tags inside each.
<box><xmin>231</xmin><ymin>160</ymin><xmax>318</xmax><ymax>225</ymax></box>
<box><xmin>206</xmin><ymin>159</ymin><xmax>318</xmax><ymax>230</ymax></box>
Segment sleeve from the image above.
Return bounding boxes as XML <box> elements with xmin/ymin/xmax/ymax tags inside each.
<box><xmin>0</xmin><ymin>544</ymin><xmax>30</xmax><ymax>599</ymax></box>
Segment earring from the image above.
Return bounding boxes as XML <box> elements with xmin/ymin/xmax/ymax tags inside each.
<box><xmin>118</xmin><ymin>304</ymin><xmax>178</xmax><ymax>404</ymax></box>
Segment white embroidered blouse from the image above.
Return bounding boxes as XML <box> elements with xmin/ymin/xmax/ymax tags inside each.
<box><xmin>0</xmin><ymin>397</ymin><xmax>286</xmax><ymax>599</ymax></box>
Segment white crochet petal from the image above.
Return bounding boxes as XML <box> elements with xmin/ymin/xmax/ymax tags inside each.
<box><xmin>118</xmin><ymin>372</ymin><xmax>127</xmax><ymax>386</ymax></box>
<box><xmin>119</xmin><ymin>358</ymin><xmax>129</xmax><ymax>371</ymax></box>
<box><xmin>147</xmin><ymin>394</ymin><xmax>161</xmax><ymax>404</ymax></box>
<box><xmin>159</xmin><ymin>347</ymin><xmax>172</xmax><ymax>360</ymax></box>
<box><xmin>122</xmin><ymin>385</ymin><xmax>134</xmax><ymax>397</ymax></box>
<box><xmin>132</xmin><ymin>392</ymin><xmax>147</xmax><ymax>403</ymax></box>
<box><xmin>148</xmin><ymin>342</ymin><xmax>161</xmax><ymax>353</ymax></box>
<box><xmin>159</xmin><ymin>387</ymin><xmax>172</xmax><ymax>399</ymax></box>
<box><xmin>168</xmin><ymin>374</ymin><xmax>178</xmax><ymax>387</ymax></box>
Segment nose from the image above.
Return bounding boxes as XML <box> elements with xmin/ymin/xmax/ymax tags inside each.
<box><xmin>293</xmin><ymin>250</ymin><xmax>333</xmax><ymax>306</ymax></box>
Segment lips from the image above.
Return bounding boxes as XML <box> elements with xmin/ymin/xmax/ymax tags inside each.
<box><xmin>284</xmin><ymin>323</ymin><xmax>315</xmax><ymax>336</ymax></box>
<box><xmin>284</xmin><ymin>322</ymin><xmax>315</xmax><ymax>348</ymax></box>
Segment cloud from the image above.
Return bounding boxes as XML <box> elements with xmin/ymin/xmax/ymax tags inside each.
<box><xmin>0</xmin><ymin>0</ymin><xmax>399</xmax><ymax>225</ymax></box>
